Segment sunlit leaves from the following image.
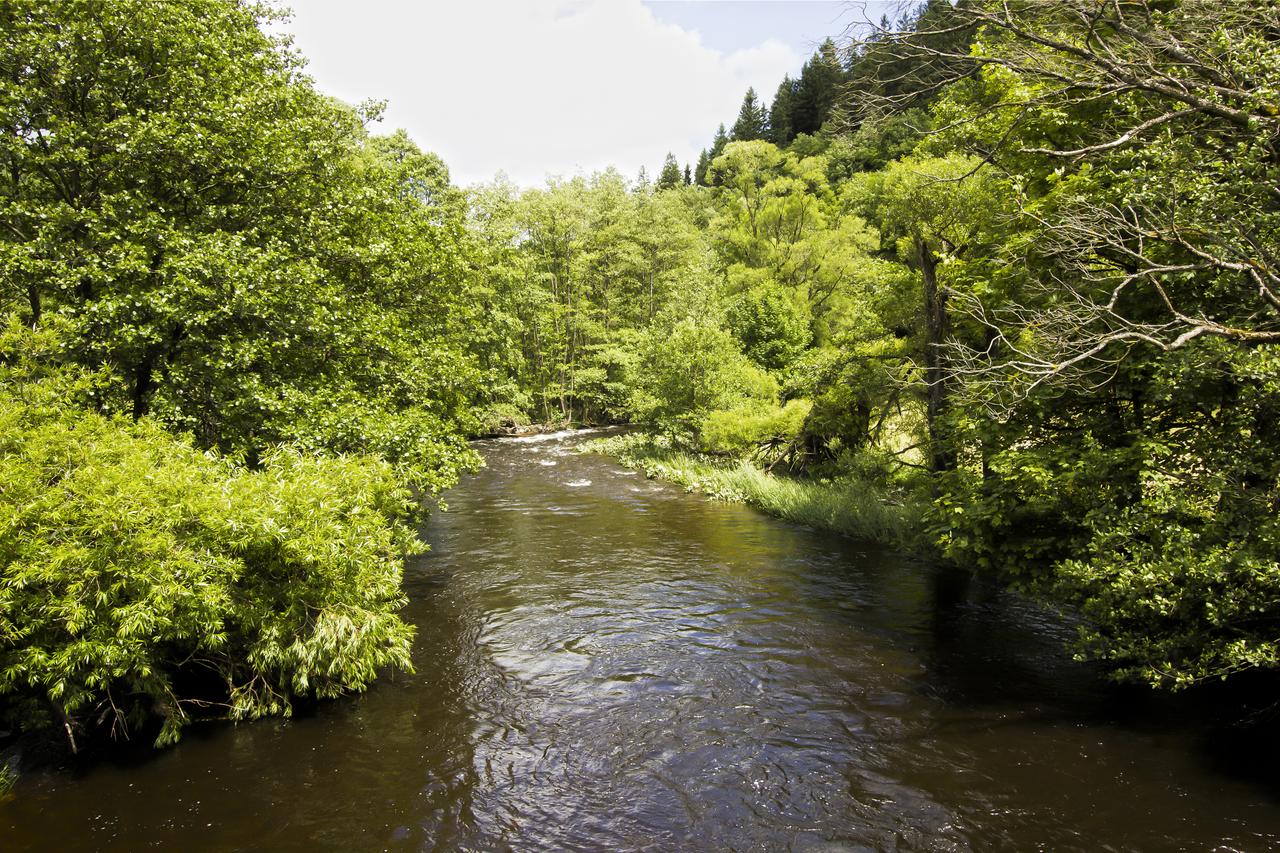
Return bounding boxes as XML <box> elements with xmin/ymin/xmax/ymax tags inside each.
<box><xmin>0</xmin><ymin>328</ymin><xmax>418</xmax><ymax>746</ymax></box>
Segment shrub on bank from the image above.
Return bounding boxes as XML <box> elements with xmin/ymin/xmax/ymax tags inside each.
<box><xmin>0</xmin><ymin>325</ymin><xmax>418</xmax><ymax>749</ymax></box>
<box><xmin>699</xmin><ymin>399</ymin><xmax>811</xmax><ymax>456</ymax></box>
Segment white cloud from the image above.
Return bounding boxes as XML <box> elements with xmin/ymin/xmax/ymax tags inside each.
<box><xmin>278</xmin><ymin>0</ymin><xmax>801</xmax><ymax>186</ymax></box>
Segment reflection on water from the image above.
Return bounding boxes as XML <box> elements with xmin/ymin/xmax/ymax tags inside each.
<box><xmin>2</xmin><ymin>431</ymin><xmax>1278</xmax><ymax>851</ymax></box>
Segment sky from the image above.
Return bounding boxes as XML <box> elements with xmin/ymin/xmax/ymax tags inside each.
<box><xmin>276</xmin><ymin>1</ymin><xmax>896</xmax><ymax>188</ymax></box>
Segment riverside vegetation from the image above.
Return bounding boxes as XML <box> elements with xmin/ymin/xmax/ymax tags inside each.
<box><xmin>2</xmin><ymin>0</ymin><xmax>1279</xmax><ymax>762</ymax></box>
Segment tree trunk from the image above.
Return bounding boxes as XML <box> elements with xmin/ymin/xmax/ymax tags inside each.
<box><xmin>918</xmin><ymin>236</ymin><xmax>955</xmax><ymax>472</ymax></box>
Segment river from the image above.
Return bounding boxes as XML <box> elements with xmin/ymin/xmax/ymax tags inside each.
<box><xmin>2</xmin><ymin>430</ymin><xmax>1277</xmax><ymax>850</ymax></box>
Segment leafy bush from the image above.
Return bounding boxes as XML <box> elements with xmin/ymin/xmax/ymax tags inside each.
<box><xmin>700</xmin><ymin>399</ymin><xmax>811</xmax><ymax>455</ymax></box>
<box><xmin>0</xmin><ymin>323</ymin><xmax>418</xmax><ymax>748</ymax></box>
<box><xmin>631</xmin><ymin>319</ymin><xmax>777</xmax><ymax>439</ymax></box>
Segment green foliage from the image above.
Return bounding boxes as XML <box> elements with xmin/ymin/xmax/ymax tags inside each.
<box><xmin>0</xmin><ymin>322</ymin><xmax>417</xmax><ymax>747</ymax></box>
<box><xmin>769</xmin><ymin>76</ymin><xmax>798</xmax><ymax>146</ymax></box>
<box><xmin>656</xmin><ymin>153</ymin><xmax>684</xmax><ymax>191</ymax></box>
<box><xmin>0</xmin><ymin>0</ymin><xmax>478</xmax><ymax>494</ymax></box>
<box><xmin>700</xmin><ymin>399</ymin><xmax>811</xmax><ymax>456</ymax></box>
<box><xmin>827</xmin><ymin>108</ymin><xmax>931</xmax><ymax>178</ymax></box>
<box><xmin>0</xmin><ymin>0</ymin><xmax>482</xmax><ymax>751</ymax></box>
<box><xmin>724</xmin><ymin>286</ymin><xmax>809</xmax><ymax>370</ymax></box>
<box><xmin>586</xmin><ymin>433</ymin><xmax>919</xmax><ymax>548</ymax></box>
<box><xmin>632</xmin><ymin>318</ymin><xmax>776</xmax><ymax>438</ymax></box>
<box><xmin>937</xmin><ymin>340</ymin><xmax>1280</xmax><ymax>690</ymax></box>
<box><xmin>710</xmin><ymin>140</ymin><xmax>877</xmax><ymax>347</ymax></box>
<box><xmin>897</xmin><ymin>0</ymin><xmax>1280</xmax><ymax>689</ymax></box>
<box><xmin>462</xmin><ymin>169</ymin><xmax>718</xmax><ymax>425</ymax></box>
<box><xmin>694</xmin><ymin>149</ymin><xmax>713</xmax><ymax>187</ymax></box>
<box><xmin>791</xmin><ymin>39</ymin><xmax>845</xmax><ymax>137</ymax></box>
<box><xmin>731</xmin><ymin>87</ymin><xmax>769</xmax><ymax>141</ymax></box>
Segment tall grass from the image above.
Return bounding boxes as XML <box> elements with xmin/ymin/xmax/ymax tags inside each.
<box><xmin>585</xmin><ymin>433</ymin><xmax>925</xmax><ymax>550</ymax></box>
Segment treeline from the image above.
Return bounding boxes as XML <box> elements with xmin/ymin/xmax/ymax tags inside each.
<box><xmin>0</xmin><ymin>0</ymin><xmax>482</xmax><ymax>748</ymax></box>
<box><xmin>469</xmin><ymin>0</ymin><xmax>1280</xmax><ymax>694</ymax></box>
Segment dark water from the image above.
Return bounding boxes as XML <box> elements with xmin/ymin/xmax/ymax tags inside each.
<box><xmin>3</xmin><ymin>430</ymin><xmax>1278</xmax><ymax>851</ymax></box>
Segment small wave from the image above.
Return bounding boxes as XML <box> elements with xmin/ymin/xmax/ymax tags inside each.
<box><xmin>565</xmin><ymin>479</ymin><xmax>592</xmax><ymax>487</ymax></box>
<box><xmin>509</xmin><ymin>427</ymin><xmax>608</xmax><ymax>444</ymax></box>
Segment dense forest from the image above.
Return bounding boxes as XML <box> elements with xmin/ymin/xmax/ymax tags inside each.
<box><xmin>2</xmin><ymin>0</ymin><xmax>1278</xmax><ymax>760</ymax></box>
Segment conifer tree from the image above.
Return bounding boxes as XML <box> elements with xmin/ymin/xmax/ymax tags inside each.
<box><xmin>683</xmin><ymin>164</ymin><xmax>692</xmax><ymax>185</ymax></box>
<box><xmin>710</xmin><ymin>123</ymin><xmax>729</xmax><ymax>159</ymax></box>
<box><xmin>694</xmin><ymin>149</ymin><xmax>712</xmax><ymax>186</ymax></box>
<box><xmin>731</xmin><ymin>87</ymin><xmax>769</xmax><ymax>141</ymax></box>
<box><xmin>769</xmin><ymin>75</ymin><xmax>798</xmax><ymax>146</ymax></box>
<box><xmin>704</xmin><ymin>124</ymin><xmax>731</xmax><ymax>187</ymax></box>
<box><xmin>792</xmin><ymin>38</ymin><xmax>845</xmax><ymax>136</ymax></box>
<box><xmin>656</xmin><ymin>152</ymin><xmax>683</xmax><ymax>191</ymax></box>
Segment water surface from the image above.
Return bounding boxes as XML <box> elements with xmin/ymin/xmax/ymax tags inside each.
<box><xmin>3</xmin><ymin>431</ymin><xmax>1278</xmax><ymax>850</ymax></box>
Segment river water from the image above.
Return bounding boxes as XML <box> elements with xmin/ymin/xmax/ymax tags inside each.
<box><xmin>3</xmin><ymin>430</ymin><xmax>1278</xmax><ymax>850</ymax></box>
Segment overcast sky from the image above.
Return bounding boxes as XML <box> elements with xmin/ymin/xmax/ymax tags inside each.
<box><xmin>277</xmin><ymin>1</ymin><xmax>892</xmax><ymax>187</ymax></box>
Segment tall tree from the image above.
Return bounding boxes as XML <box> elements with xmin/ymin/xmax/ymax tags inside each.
<box><xmin>769</xmin><ymin>75</ymin><xmax>798</xmax><ymax>146</ymax></box>
<box><xmin>656</xmin><ymin>152</ymin><xmax>683</xmax><ymax>191</ymax></box>
<box><xmin>870</xmin><ymin>0</ymin><xmax>1280</xmax><ymax>689</ymax></box>
<box><xmin>792</xmin><ymin>38</ymin><xmax>845</xmax><ymax>136</ymax></box>
<box><xmin>731</xmin><ymin>87</ymin><xmax>769</xmax><ymax>141</ymax></box>
<box><xmin>0</xmin><ymin>0</ymin><xmax>476</xmax><ymax>491</ymax></box>
<box><xmin>694</xmin><ymin>149</ymin><xmax>712</xmax><ymax>186</ymax></box>
<box><xmin>0</xmin><ymin>0</ymin><xmax>480</xmax><ymax>748</ymax></box>
<box><xmin>851</xmin><ymin>154</ymin><xmax>1009</xmax><ymax>473</ymax></box>
<box><xmin>710</xmin><ymin>123</ymin><xmax>729</xmax><ymax>159</ymax></box>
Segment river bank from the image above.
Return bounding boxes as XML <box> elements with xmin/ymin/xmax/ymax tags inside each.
<box><xmin>583</xmin><ymin>432</ymin><xmax>926</xmax><ymax>551</ymax></box>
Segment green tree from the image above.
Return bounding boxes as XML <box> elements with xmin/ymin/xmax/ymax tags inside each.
<box><xmin>850</xmin><ymin>154</ymin><xmax>1010</xmax><ymax>473</ymax></box>
<box><xmin>709</xmin><ymin>140</ymin><xmax>876</xmax><ymax>343</ymax></box>
<box><xmin>769</xmin><ymin>75</ymin><xmax>798</xmax><ymax>146</ymax></box>
<box><xmin>731</xmin><ymin>87</ymin><xmax>769</xmax><ymax>141</ymax></box>
<box><xmin>694</xmin><ymin>149</ymin><xmax>712</xmax><ymax>186</ymax></box>
<box><xmin>792</xmin><ymin>39</ymin><xmax>844</xmax><ymax>136</ymax></box>
<box><xmin>0</xmin><ymin>0</ymin><xmax>477</xmax><ymax>494</ymax></box>
<box><xmin>877</xmin><ymin>0</ymin><xmax>1280</xmax><ymax>688</ymax></box>
<box><xmin>633</xmin><ymin>317</ymin><xmax>776</xmax><ymax>438</ymax></box>
<box><xmin>656</xmin><ymin>152</ymin><xmax>683</xmax><ymax>191</ymax></box>
<box><xmin>0</xmin><ymin>321</ymin><xmax>420</xmax><ymax>748</ymax></box>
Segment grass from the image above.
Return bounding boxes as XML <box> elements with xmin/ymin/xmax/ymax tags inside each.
<box><xmin>584</xmin><ymin>433</ymin><xmax>926</xmax><ymax>550</ymax></box>
<box><xmin>0</xmin><ymin>762</ymin><xmax>15</xmax><ymax>797</ymax></box>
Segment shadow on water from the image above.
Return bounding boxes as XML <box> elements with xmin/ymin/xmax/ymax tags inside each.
<box><xmin>2</xmin><ymin>429</ymin><xmax>1279</xmax><ymax>851</ymax></box>
<box><xmin>923</xmin><ymin>562</ymin><xmax>1280</xmax><ymax>800</ymax></box>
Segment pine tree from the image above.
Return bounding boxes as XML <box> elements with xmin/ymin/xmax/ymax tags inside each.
<box><xmin>710</xmin><ymin>123</ymin><xmax>729</xmax><ymax>158</ymax></box>
<box><xmin>730</xmin><ymin>87</ymin><xmax>769</xmax><ymax>141</ymax></box>
<box><xmin>656</xmin><ymin>152</ymin><xmax>683</xmax><ymax>191</ymax></box>
<box><xmin>694</xmin><ymin>149</ymin><xmax>711</xmax><ymax>186</ymax></box>
<box><xmin>683</xmin><ymin>164</ymin><xmax>692</xmax><ymax>185</ymax></box>
<box><xmin>847</xmin><ymin>0</ymin><xmax>977</xmax><ymax>110</ymax></box>
<box><xmin>792</xmin><ymin>38</ymin><xmax>845</xmax><ymax>136</ymax></box>
<box><xmin>770</xmin><ymin>75</ymin><xmax>798</xmax><ymax>146</ymax></box>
